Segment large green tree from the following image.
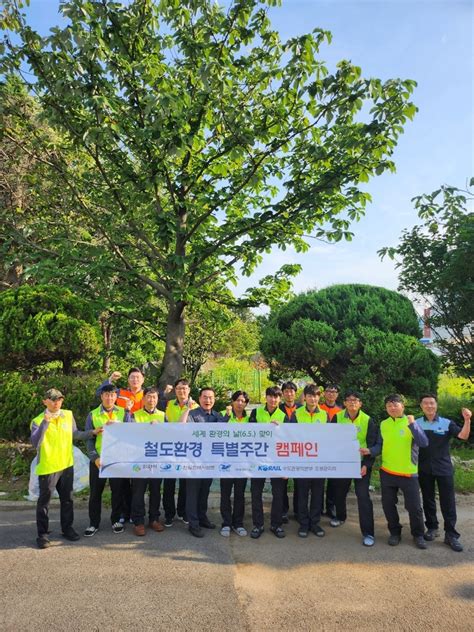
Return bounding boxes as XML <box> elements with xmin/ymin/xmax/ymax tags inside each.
<box><xmin>380</xmin><ymin>183</ymin><xmax>474</xmax><ymax>382</ymax></box>
<box><xmin>260</xmin><ymin>284</ymin><xmax>440</xmax><ymax>411</ymax></box>
<box><xmin>0</xmin><ymin>284</ymin><xmax>101</xmax><ymax>374</ymax></box>
<box><xmin>1</xmin><ymin>0</ymin><xmax>417</xmax><ymax>385</ymax></box>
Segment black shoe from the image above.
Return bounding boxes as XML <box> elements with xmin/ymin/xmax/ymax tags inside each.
<box><xmin>388</xmin><ymin>534</ymin><xmax>401</xmax><ymax>546</ymax></box>
<box><xmin>250</xmin><ymin>526</ymin><xmax>264</xmax><ymax>539</ymax></box>
<box><xmin>424</xmin><ymin>528</ymin><xmax>439</xmax><ymax>541</ymax></box>
<box><xmin>62</xmin><ymin>528</ymin><xmax>80</xmax><ymax>542</ymax></box>
<box><xmin>178</xmin><ymin>514</ymin><xmax>189</xmax><ymax>525</ymax></box>
<box><xmin>281</xmin><ymin>514</ymin><xmax>289</xmax><ymax>524</ymax></box>
<box><xmin>270</xmin><ymin>526</ymin><xmax>285</xmax><ymax>539</ymax></box>
<box><xmin>36</xmin><ymin>536</ymin><xmax>50</xmax><ymax>549</ymax></box>
<box><xmin>199</xmin><ymin>520</ymin><xmax>216</xmax><ymax>529</ymax></box>
<box><xmin>298</xmin><ymin>529</ymin><xmax>308</xmax><ymax>538</ymax></box>
<box><xmin>164</xmin><ymin>517</ymin><xmax>174</xmax><ymax>528</ymax></box>
<box><xmin>312</xmin><ymin>524</ymin><xmax>325</xmax><ymax>537</ymax></box>
<box><xmin>444</xmin><ymin>536</ymin><xmax>463</xmax><ymax>552</ymax></box>
<box><xmin>414</xmin><ymin>536</ymin><xmax>427</xmax><ymax>549</ymax></box>
<box><xmin>189</xmin><ymin>526</ymin><xmax>204</xmax><ymax>538</ymax></box>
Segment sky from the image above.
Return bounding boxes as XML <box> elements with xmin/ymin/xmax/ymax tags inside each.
<box><xmin>6</xmin><ymin>0</ymin><xmax>474</xmax><ymax>302</ymax></box>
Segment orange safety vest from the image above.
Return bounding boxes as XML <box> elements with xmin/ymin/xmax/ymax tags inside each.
<box><xmin>116</xmin><ymin>388</ymin><xmax>144</xmax><ymax>413</ymax></box>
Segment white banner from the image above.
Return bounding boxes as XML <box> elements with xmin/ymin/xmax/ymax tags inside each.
<box><xmin>99</xmin><ymin>422</ymin><xmax>361</xmax><ymax>479</ymax></box>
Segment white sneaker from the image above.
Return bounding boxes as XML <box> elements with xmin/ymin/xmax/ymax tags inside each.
<box><xmin>232</xmin><ymin>526</ymin><xmax>247</xmax><ymax>537</ymax></box>
<box><xmin>220</xmin><ymin>526</ymin><xmax>231</xmax><ymax>537</ymax></box>
<box><xmin>330</xmin><ymin>518</ymin><xmax>345</xmax><ymax>528</ymax></box>
<box><xmin>363</xmin><ymin>535</ymin><xmax>375</xmax><ymax>547</ymax></box>
<box><xmin>84</xmin><ymin>526</ymin><xmax>99</xmax><ymax>537</ymax></box>
<box><xmin>112</xmin><ymin>522</ymin><xmax>124</xmax><ymax>534</ymax></box>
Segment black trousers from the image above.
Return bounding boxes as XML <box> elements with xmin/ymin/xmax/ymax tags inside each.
<box><xmin>185</xmin><ymin>478</ymin><xmax>212</xmax><ymax>529</ymax></box>
<box><xmin>282</xmin><ymin>479</ymin><xmax>299</xmax><ymax>517</ymax></box>
<box><xmin>418</xmin><ymin>472</ymin><xmax>459</xmax><ymax>538</ymax></box>
<box><xmin>120</xmin><ymin>478</ymin><xmax>132</xmax><ymax>520</ymax></box>
<box><xmin>162</xmin><ymin>478</ymin><xmax>187</xmax><ymax>520</ymax></box>
<box><xmin>250</xmin><ymin>478</ymin><xmax>285</xmax><ymax>529</ymax></box>
<box><xmin>131</xmin><ymin>478</ymin><xmax>162</xmax><ymax>526</ymax></box>
<box><xmin>297</xmin><ymin>478</ymin><xmax>324</xmax><ymax>530</ymax></box>
<box><xmin>220</xmin><ymin>478</ymin><xmax>247</xmax><ymax>528</ymax></box>
<box><xmin>37</xmin><ymin>466</ymin><xmax>74</xmax><ymax>537</ymax></box>
<box><xmin>88</xmin><ymin>462</ymin><xmax>123</xmax><ymax>528</ymax></box>
<box><xmin>321</xmin><ymin>479</ymin><xmax>336</xmax><ymax>516</ymax></box>
<box><xmin>333</xmin><ymin>471</ymin><xmax>374</xmax><ymax>537</ymax></box>
<box><xmin>380</xmin><ymin>470</ymin><xmax>424</xmax><ymax>537</ymax></box>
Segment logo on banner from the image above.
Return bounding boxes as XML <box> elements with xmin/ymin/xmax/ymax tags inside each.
<box><xmin>160</xmin><ymin>464</ymin><xmax>172</xmax><ymax>471</ymax></box>
<box><xmin>258</xmin><ymin>465</ymin><xmax>282</xmax><ymax>472</ymax></box>
<box><xmin>133</xmin><ymin>464</ymin><xmax>141</xmax><ymax>472</ymax></box>
<box><xmin>219</xmin><ymin>464</ymin><xmax>231</xmax><ymax>471</ymax></box>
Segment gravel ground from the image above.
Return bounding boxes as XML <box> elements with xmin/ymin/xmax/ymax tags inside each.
<box><xmin>0</xmin><ymin>494</ymin><xmax>473</xmax><ymax>631</ymax></box>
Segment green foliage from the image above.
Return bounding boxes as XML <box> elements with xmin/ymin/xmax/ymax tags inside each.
<box><xmin>1</xmin><ymin>0</ymin><xmax>418</xmax><ymax>383</ymax></box>
<box><xmin>0</xmin><ymin>371</ymin><xmax>102</xmax><ymax>440</ymax></box>
<box><xmin>202</xmin><ymin>357</ymin><xmax>273</xmax><ymax>403</ymax></box>
<box><xmin>380</xmin><ymin>183</ymin><xmax>473</xmax><ymax>382</ymax></box>
<box><xmin>260</xmin><ymin>284</ymin><xmax>440</xmax><ymax>414</ymax></box>
<box><xmin>0</xmin><ymin>285</ymin><xmax>101</xmax><ymax>374</ymax></box>
<box><xmin>437</xmin><ymin>373</ymin><xmax>473</xmax><ymax>426</ymax></box>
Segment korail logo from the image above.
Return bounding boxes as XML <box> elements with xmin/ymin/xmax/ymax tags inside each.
<box><xmin>219</xmin><ymin>464</ymin><xmax>231</xmax><ymax>471</ymax></box>
<box><xmin>258</xmin><ymin>465</ymin><xmax>282</xmax><ymax>472</ymax></box>
<box><xmin>175</xmin><ymin>465</ymin><xmax>182</xmax><ymax>471</ymax></box>
<box><xmin>132</xmin><ymin>464</ymin><xmax>141</xmax><ymax>473</ymax></box>
<box><xmin>160</xmin><ymin>464</ymin><xmax>172</xmax><ymax>471</ymax></box>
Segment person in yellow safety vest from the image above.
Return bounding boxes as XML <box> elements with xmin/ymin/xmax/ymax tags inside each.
<box><xmin>331</xmin><ymin>391</ymin><xmax>379</xmax><ymax>547</ymax></box>
<box><xmin>130</xmin><ymin>387</ymin><xmax>166</xmax><ymax>537</ymax></box>
<box><xmin>279</xmin><ymin>381</ymin><xmax>302</xmax><ymax>524</ymax></box>
<box><xmin>319</xmin><ymin>383</ymin><xmax>342</xmax><ymax>519</ymax></box>
<box><xmin>31</xmin><ymin>388</ymin><xmax>101</xmax><ymax>549</ymax></box>
<box><xmin>83</xmin><ymin>384</ymin><xmax>132</xmax><ymax>537</ymax></box>
<box><xmin>366</xmin><ymin>393</ymin><xmax>429</xmax><ymax>549</ymax></box>
<box><xmin>96</xmin><ymin>367</ymin><xmax>146</xmax><ymax>526</ymax></box>
<box><xmin>219</xmin><ymin>390</ymin><xmax>250</xmax><ymax>538</ymax></box>
<box><xmin>248</xmin><ymin>386</ymin><xmax>288</xmax><ymax>539</ymax></box>
<box><xmin>163</xmin><ymin>378</ymin><xmax>199</xmax><ymax>527</ymax></box>
<box><xmin>288</xmin><ymin>384</ymin><xmax>329</xmax><ymax>538</ymax></box>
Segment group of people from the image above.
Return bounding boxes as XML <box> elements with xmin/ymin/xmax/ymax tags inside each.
<box><xmin>31</xmin><ymin>368</ymin><xmax>471</xmax><ymax>553</ymax></box>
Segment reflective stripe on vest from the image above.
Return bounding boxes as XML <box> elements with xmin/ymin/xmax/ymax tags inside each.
<box><xmin>116</xmin><ymin>388</ymin><xmax>143</xmax><ymax>413</ymax></box>
<box><xmin>335</xmin><ymin>410</ymin><xmax>369</xmax><ymax>448</ymax></box>
<box><xmin>31</xmin><ymin>410</ymin><xmax>74</xmax><ymax>476</ymax></box>
<box><xmin>294</xmin><ymin>407</ymin><xmax>327</xmax><ymax>424</ymax></box>
<box><xmin>380</xmin><ymin>416</ymin><xmax>419</xmax><ymax>476</ymax></box>
<box><xmin>255</xmin><ymin>407</ymin><xmax>286</xmax><ymax>423</ymax></box>
<box><xmin>91</xmin><ymin>406</ymin><xmax>125</xmax><ymax>455</ymax></box>
<box><xmin>165</xmin><ymin>399</ymin><xmax>198</xmax><ymax>422</ymax></box>
<box><xmin>134</xmin><ymin>409</ymin><xmax>165</xmax><ymax>423</ymax></box>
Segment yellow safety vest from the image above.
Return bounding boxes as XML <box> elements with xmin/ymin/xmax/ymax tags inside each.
<box><xmin>335</xmin><ymin>410</ymin><xmax>370</xmax><ymax>448</ymax></box>
<box><xmin>91</xmin><ymin>405</ymin><xmax>125</xmax><ymax>455</ymax></box>
<box><xmin>31</xmin><ymin>410</ymin><xmax>74</xmax><ymax>476</ymax></box>
<box><xmin>133</xmin><ymin>408</ymin><xmax>165</xmax><ymax>423</ymax></box>
<box><xmin>165</xmin><ymin>399</ymin><xmax>198</xmax><ymax>422</ymax></box>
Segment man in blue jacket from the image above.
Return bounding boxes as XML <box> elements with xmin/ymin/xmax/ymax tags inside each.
<box><xmin>180</xmin><ymin>387</ymin><xmax>226</xmax><ymax>537</ymax></box>
<box><xmin>416</xmin><ymin>394</ymin><xmax>471</xmax><ymax>552</ymax></box>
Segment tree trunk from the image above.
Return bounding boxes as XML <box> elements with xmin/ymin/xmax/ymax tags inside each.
<box><xmin>100</xmin><ymin>313</ymin><xmax>112</xmax><ymax>374</ymax></box>
<box><xmin>159</xmin><ymin>300</ymin><xmax>186</xmax><ymax>387</ymax></box>
<box><xmin>63</xmin><ymin>356</ymin><xmax>72</xmax><ymax>375</ymax></box>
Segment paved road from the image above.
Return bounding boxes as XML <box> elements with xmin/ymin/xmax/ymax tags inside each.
<box><xmin>1</xmin><ymin>495</ymin><xmax>473</xmax><ymax>631</ymax></box>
